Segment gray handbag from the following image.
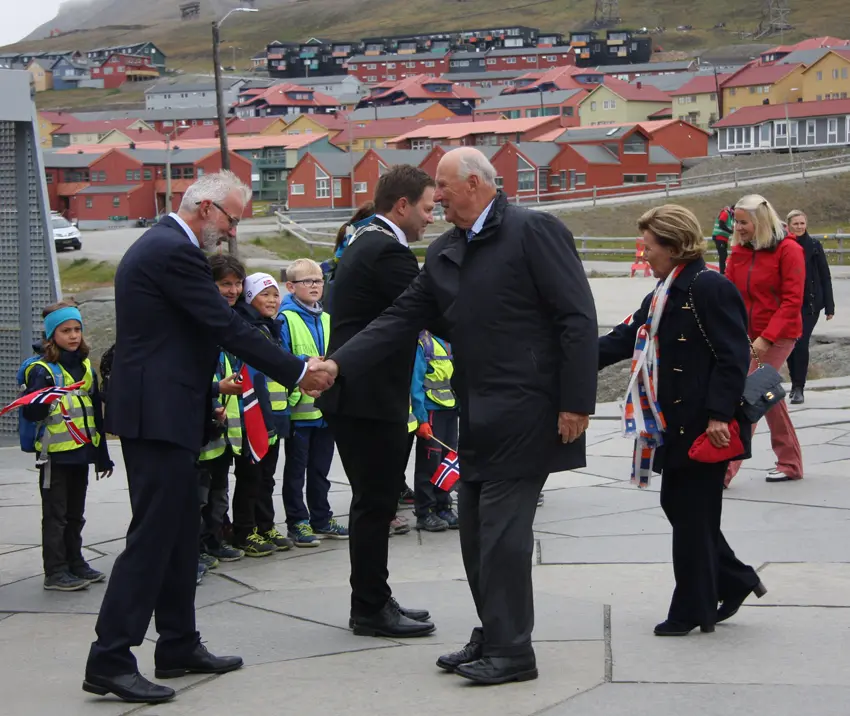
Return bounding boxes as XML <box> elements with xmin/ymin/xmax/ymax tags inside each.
<box><xmin>689</xmin><ymin>271</ymin><xmax>786</xmax><ymax>423</ymax></box>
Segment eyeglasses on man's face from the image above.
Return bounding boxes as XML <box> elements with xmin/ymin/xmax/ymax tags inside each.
<box><xmin>197</xmin><ymin>200</ymin><xmax>240</xmax><ymax>228</ymax></box>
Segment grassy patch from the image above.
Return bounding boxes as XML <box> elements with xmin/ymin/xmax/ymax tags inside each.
<box><xmin>248</xmin><ymin>232</ymin><xmax>334</xmax><ymax>262</ymax></box>
<box><xmin>35</xmin><ymin>86</ymin><xmax>146</xmax><ymax>111</ymax></box>
<box><xmin>58</xmin><ymin>258</ymin><xmax>117</xmax><ymax>292</ymax></box>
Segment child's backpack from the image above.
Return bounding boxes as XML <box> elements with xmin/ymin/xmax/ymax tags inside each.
<box><xmin>15</xmin><ymin>356</ymin><xmax>63</xmax><ymax>453</ymax></box>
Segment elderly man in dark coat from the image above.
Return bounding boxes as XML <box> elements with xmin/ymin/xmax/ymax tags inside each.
<box><xmin>310</xmin><ymin>147</ymin><xmax>598</xmax><ymax>685</ymax></box>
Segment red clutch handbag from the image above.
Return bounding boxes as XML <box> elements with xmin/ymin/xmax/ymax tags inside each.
<box><xmin>688</xmin><ymin>421</ymin><xmax>744</xmax><ymax>463</ymax></box>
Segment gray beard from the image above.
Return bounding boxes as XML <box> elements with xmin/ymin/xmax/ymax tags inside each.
<box><xmin>201</xmin><ymin>222</ymin><xmax>225</xmax><ymax>251</ymax></box>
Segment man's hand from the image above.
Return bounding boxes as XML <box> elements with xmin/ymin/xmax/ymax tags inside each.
<box><xmin>827</xmin><ymin>314</ymin><xmax>834</xmax><ymax>321</ymax></box>
<box><xmin>213</xmin><ymin>406</ymin><xmax>226</xmax><ymax>425</ymax></box>
<box><xmin>706</xmin><ymin>419</ymin><xmax>731</xmax><ymax>449</ymax></box>
<box><xmin>752</xmin><ymin>336</ymin><xmax>772</xmax><ymax>359</ymax></box>
<box><xmin>416</xmin><ymin>422</ymin><xmax>434</xmax><ymax>440</ymax></box>
<box><xmin>96</xmin><ymin>468</ymin><xmax>113</xmax><ymax>480</ymax></box>
<box><xmin>558</xmin><ymin>412</ymin><xmax>589</xmax><ymax>444</ymax></box>
<box><xmin>299</xmin><ymin>357</ymin><xmax>337</xmax><ymax>397</ymax></box>
<box><xmin>218</xmin><ymin>373</ymin><xmax>243</xmax><ymax>396</ymax></box>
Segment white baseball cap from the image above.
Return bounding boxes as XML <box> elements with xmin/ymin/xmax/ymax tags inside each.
<box><xmin>243</xmin><ymin>272</ymin><xmax>278</xmax><ymax>303</ymax></box>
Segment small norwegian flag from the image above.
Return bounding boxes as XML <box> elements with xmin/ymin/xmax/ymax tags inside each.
<box><xmin>430</xmin><ymin>450</ymin><xmax>460</xmax><ymax>491</ymax></box>
<box><xmin>0</xmin><ymin>381</ymin><xmax>85</xmax><ymax>417</ymax></box>
<box><xmin>59</xmin><ymin>403</ymin><xmax>91</xmax><ymax>445</ymax></box>
<box><xmin>239</xmin><ymin>365</ymin><xmax>269</xmax><ymax>464</ymax></box>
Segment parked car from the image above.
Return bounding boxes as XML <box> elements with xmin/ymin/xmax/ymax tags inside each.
<box><xmin>50</xmin><ymin>213</ymin><xmax>82</xmax><ymax>251</ymax></box>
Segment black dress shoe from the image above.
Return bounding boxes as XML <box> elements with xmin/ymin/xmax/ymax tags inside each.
<box><xmin>349</xmin><ymin>597</ymin><xmax>430</xmax><ymax>628</ymax></box>
<box><xmin>82</xmin><ymin>671</ymin><xmax>175</xmax><ymax>704</ymax></box>
<box><xmin>455</xmin><ymin>656</ymin><xmax>538</xmax><ymax>685</ymax></box>
<box><xmin>155</xmin><ymin>643</ymin><xmax>243</xmax><ymax>679</ymax></box>
<box><xmin>790</xmin><ymin>387</ymin><xmax>804</xmax><ymax>405</ymax></box>
<box><xmin>717</xmin><ymin>580</ymin><xmax>768</xmax><ymax>623</ymax></box>
<box><xmin>654</xmin><ymin>620</ymin><xmax>715</xmax><ymax>636</ymax></box>
<box><xmin>436</xmin><ymin>641</ymin><xmax>484</xmax><ymax>672</ymax></box>
<box><xmin>350</xmin><ymin>600</ymin><xmax>435</xmax><ymax>638</ymax></box>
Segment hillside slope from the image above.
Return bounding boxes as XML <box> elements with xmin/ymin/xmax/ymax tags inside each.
<box><xmin>8</xmin><ymin>0</ymin><xmax>850</xmax><ymax>73</ymax></box>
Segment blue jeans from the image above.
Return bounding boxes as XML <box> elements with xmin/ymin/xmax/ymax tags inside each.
<box><xmin>282</xmin><ymin>425</ymin><xmax>334</xmax><ymax>530</ymax></box>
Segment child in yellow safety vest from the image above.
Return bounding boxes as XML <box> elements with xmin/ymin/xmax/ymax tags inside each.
<box><xmin>410</xmin><ymin>330</ymin><xmax>459</xmax><ymax>532</ymax></box>
<box><xmin>231</xmin><ymin>273</ymin><xmax>294</xmax><ymax>557</ymax></box>
<box><xmin>279</xmin><ymin>259</ymin><xmax>348</xmax><ymax>546</ymax></box>
<box><xmin>196</xmin><ymin>255</ymin><xmax>252</xmax><ymax>578</ymax></box>
<box><xmin>21</xmin><ymin>301</ymin><xmax>113</xmax><ymax>592</ymax></box>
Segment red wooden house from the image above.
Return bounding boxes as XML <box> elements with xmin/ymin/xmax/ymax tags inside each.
<box><xmin>90</xmin><ymin>53</ymin><xmax>159</xmax><ymax>89</ymax></box>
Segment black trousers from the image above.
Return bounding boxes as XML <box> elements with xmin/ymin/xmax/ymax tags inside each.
<box><xmin>713</xmin><ymin>238</ymin><xmax>728</xmax><ymax>275</ymax></box>
<box><xmin>458</xmin><ymin>474</ymin><xmax>547</xmax><ymax>658</ymax></box>
<box><xmin>40</xmin><ymin>462</ymin><xmax>89</xmax><ymax>576</ymax></box>
<box><xmin>660</xmin><ymin>462</ymin><xmax>759</xmax><ymax>626</ymax></box>
<box><xmin>199</xmin><ymin>448</ymin><xmax>232</xmax><ymax>550</ymax></box>
<box><xmin>327</xmin><ymin>414</ymin><xmax>408</xmax><ymax>617</ymax></box>
<box><xmin>87</xmin><ymin>439</ymin><xmax>200</xmax><ymax>676</ymax></box>
<box><xmin>413</xmin><ymin>409</ymin><xmax>458</xmax><ymax>517</ymax></box>
<box><xmin>787</xmin><ymin>312</ymin><xmax>819</xmax><ymax>388</ymax></box>
<box><xmin>231</xmin><ymin>440</ymin><xmax>280</xmax><ymax>544</ymax></box>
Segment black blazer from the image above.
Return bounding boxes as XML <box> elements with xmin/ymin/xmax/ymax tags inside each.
<box><xmin>326</xmin><ymin>192</ymin><xmax>599</xmax><ymax>482</ymax></box>
<box><xmin>316</xmin><ymin>218</ymin><xmax>421</xmax><ymax>424</ymax></box>
<box><xmin>599</xmin><ymin>259</ymin><xmax>751</xmax><ymax>472</ymax></box>
<box><xmin>105</xmin><ymin>216</ymin><xmax>305</xmax><ymax>453</ymax></box>
<box><xmin>796</xmin><ymin>232</ymin><xmax>835</xmax><ymax>316</ymax></box>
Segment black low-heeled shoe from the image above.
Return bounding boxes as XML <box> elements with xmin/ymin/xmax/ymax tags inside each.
<box><xmin>717</xmin><ymin>580</ymin><xmax>768</xmax><ymax>623</ymax></box>
<box><xmin>654</xmin><ymin>620</ymin><xmax>715</xmax><ymax>636</ymax></box>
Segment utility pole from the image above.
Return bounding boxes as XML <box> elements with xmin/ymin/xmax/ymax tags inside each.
<box><xmin>212</xmin><ymin>21</ymin><xmax>230</xmax><ymax>172</ymax></box>
<box><xmin>165</xmin><ymin>132</ymin><xmax>172</xmax><ymax>214</ymax></box>
<box><xmin>348</xmin><ymin>112</ymin><xmax>355</xmax><ymax>209</ymax></box>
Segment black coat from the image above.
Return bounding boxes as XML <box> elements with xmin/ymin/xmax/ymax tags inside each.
<box><xmin>316</xmin><ymin>217</ymin><xmax>421</xmax><ymax>423</ymax></box>
<box><xmin>599</xmin><ymin>259</ymin><xmax>751</xmax><ymax>472</ymax></box>
<box><xmin>795</xmin><ymin>232</ymin><xmax>835</xmax><ymax>316</ymax></box>
<box><xmin>327</xmin><ymin>191</ymin><xmax>598</xmax><ymax>482</ymax></box>
<box><xmin>106</xmin><ymin>215</ymin><xmax>305</xmax><ymax>453</ymax></box>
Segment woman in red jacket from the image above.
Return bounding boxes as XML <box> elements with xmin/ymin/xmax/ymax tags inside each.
<box><xmin>725</xmin><ymin>194</ymin><xmax>805</xmax><ymax>486</ymax></box>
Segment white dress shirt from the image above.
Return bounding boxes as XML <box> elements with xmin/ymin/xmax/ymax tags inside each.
<box><xmin>375</xmin><ymin>214</ymin><xmax>409</xmax><ymax>247</ymax></box>
<box><xmin>169</xmin><ymin>212</ymin><xmax>200</xmax><ymax>248</ymax></box>
<box><xmin>467</xmin><ymin>199</ymin><xmax>495</xmax><ymax>241</ymax></box>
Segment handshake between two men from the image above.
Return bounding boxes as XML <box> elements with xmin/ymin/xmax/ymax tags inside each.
<box><xmin>297</xmin><ymin>357</ymin><xmax>340</xmax><ymax>397</ymax></box>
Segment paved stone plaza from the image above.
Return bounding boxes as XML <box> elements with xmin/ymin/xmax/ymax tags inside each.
<box><xmin>2</xmin><ymin>383</ymin><xmax>850</xmax><ymax>715</ymax></box>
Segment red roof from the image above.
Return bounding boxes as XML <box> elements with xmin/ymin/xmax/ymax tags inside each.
<box><xmin>330</xmin><ymin>116</ymin><xmax>468</xmax><ymax>145</ymax></box>
<box><xmin>789</xmin><ymin>36</ymin><xmax>849</xmax><ymax>51</ymax></box>
<box><xmin>175</xmin><ymin>124</ymin><xmax>219</xmax><ymax>140</ymax></box>
<box><xmin>226</xmin><ymin>117</ymin><xmax>284</xmax><ymax>135</ymax></box>
<box><xmin>40</xmin><ymin>111</ymin><xmax>69</xmax><ymax>127</ymax></box>
<box><xmin>648</xmin><ymin>106</ymin><xmax>673</xmax><ymax>118</ymax></box>
<box><xmin>713</xmin><ymin>98</ymin><xmax>850</xmax><ymax>127</ymax></box>
<box><xmin>104</xmin><ymin>127</ymin><xmax>168</xmax><ymax>142</ymax></box>
<box><xmin>669</xmin><ymin>73</ymin><xmax>732</xmax><ymax>96</ymax></box>
<box><xmin>507</xmin><ymin>66</ymin><xmax>600</xmax><ymax>93</ymax></box>
<box><xmin>596</xmin><ymin>76</ymin><xmax>671</xmax><ymax>102</ymax></box>
<box><xmin>237</xmin><ymin>84</ymin><xmax>339</xmax><ymax>108</ymax></box>
<box><xmin>304</xmin><ymin>114</ymin><xmax>349</xmax><ymax>132</ymax></box>
<box><xmin>390</xmin><ymin>116</ymin><xmax>559</xmax><ymax>142</ymax></box>
<box><xmin>368</xmin><ymin>75</ymin><xmax>480</xmax><ymax>102</ymax></box>
<box><xmin>52</xmin><ymin>118</ymin><xmax>151</xmax><ymax>136</ymax></box>
<box><xmin>721</xmin><ymin>63</ymin><xmax>802</xmax><ymax>89</ymax></box>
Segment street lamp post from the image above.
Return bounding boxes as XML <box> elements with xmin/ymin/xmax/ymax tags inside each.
<box><xmin>212</xmin><ymin>6</ymin><xmax>258</xmax><ymax>254</ymax></box>
<box><xmin>785</xmin><ymin>87</ymin><xmax>800</xmax><ymax>164</ymax></box>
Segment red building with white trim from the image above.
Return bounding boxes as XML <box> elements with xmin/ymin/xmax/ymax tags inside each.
<box><xmin>90</xmin><ymin>53</ymin><xmax>159</xmax><ymax>89</ymax></box>
<box><xmin>346</xmin><ymin>52</ymin><xmax>450</xmax><ymax>84</ymax></box>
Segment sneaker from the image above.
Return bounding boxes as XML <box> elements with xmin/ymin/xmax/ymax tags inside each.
<box><xmin>398</xmin><ymin>486</ymin><xmax>415</xmax><ymax>509</ymax></box>
<box><xmin>436</xmin><ymin>508</ymin><xmax>459</xmax><ymax>530</ymax></box>
<box><xmin>207</xmin><ymin>542</ymin><xmax>245</xmax><ymax>562</ymax></box>
<box><xmin>70</xmin><ymin>564</ymin><xmax>106</xmax><ymax>583</ymax></box>
<box><xmin>238</xmin><ymin>529</ymin><xmax>277</xmax><ymax>558</ymax></box>
<box><xmin>263</xmin><ymin>527</ymin><xmax>294</xmax><ymax>551</ymax></box>
<box><xmin>288</xmin><ymin>520</ymin><xmax>321</xmax><ymax>548</ymax></box>
<box><xmin>766</xmin><ymin>468</ymin><xmax>794</xmax><ymax>483</ymax></box>
<box><xmin>313</xmin><ymin>518</ymin><xmax>349</xmax><ymax>540</ymax></box>
<box><xmin>389</xmin><ymin>515</ymin><xmax>410</xmax><ymax>536</ymax></box>
<box><xmin>197</xmin><ymin>562</ymin><xmax>206</xmax><ymax>585</ymax></box>
<box><xmin>199</xmin><ymin>553</ymin><xmax>220</xmax><ymax>570</ymax></box>
<box><xmin>44</xmin><ymin>571</ymin><xmax>89</xmax><ymax>592</ymax></box>
<box><xmin>416</xmin><ymin>512</ymin><xmax>449</xmax><ymax>532</ymax></box>
<box><xmin>537</xmin><ymin>492</ymin><xmax>545</xmax><ymax>507</ymax></box>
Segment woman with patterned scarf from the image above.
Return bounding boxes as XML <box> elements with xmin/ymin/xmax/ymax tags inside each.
<box><xmin>321</xmin><ymin>202</ymin><xmax>375</xmax><ymax>314</ymax></box>
<box><xmin>598</xmin><ymin>204</ymin><xmax>766</xmax><ymax>636</ymax></box>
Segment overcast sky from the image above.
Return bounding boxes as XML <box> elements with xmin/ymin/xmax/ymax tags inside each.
<box><xmin>3</xmin><ymin>4</ymin><xmax>63</xmax><ymax>47</ymax></box>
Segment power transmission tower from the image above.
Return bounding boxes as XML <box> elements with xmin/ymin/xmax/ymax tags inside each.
<box><xmin>756</xmin><ymin>0</ymin><xmax>793</xmax><ymax>39</ymax></box>
<box><xmin>593</xmin><ymin>0</ymin><xmax>620</xmax><ymax>27</ymax></box>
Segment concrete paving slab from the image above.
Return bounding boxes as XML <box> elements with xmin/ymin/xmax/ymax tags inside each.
<box><xmin>0</xmin><ymin>545</ymin><xmax>101</xmax><ymax>587</ymax></box>
<box><xmin>725</xmin><ymin>471</ymin><xmax>850</xmax><ymax>509</ymax></box>
<box><xmin>543</xmin><ymin>471</ymin><xmax>618</xmax><ymax>490</ymax></box>
<box><xmin>532</xmin><ymin>485</ymin><xmax>660</xmax><ymax>525</ymax></box>
<box><xmin>541</xmin><ymin>533</ymin><xmax>672</xmax><ymax>565</ymax></box>
<box><xmin>540</xmin><ymin>683</ymin><xmax>850</xmax><ymax>716</ymax></box>
<box><xmin>535</xmin><ymin>509</ymin><xmax>670</xmax><ymax>538</ymax></box>
<box><xmin>234</xmin><ymin>579</ymin><xmax>605</xmax><ymax>645</ymax></box>
<box><xmin>756</xmin><ymin>563</ymin><xmax>850</xmax><ymax>607</ymax></box>
<box><xmin>132</xmin><ymin>641</ymin><xmax>606</xmax><ymax>716</ymax></box>
<box><xmin>533</xmin><ymin>563</ymin><xmax>674</xmax><ymax>608</ymax></box>
<box><xmin>611</xmin><ymin>605</ymin><xmax>850</xmax><ymax>685</ymax></box>
<box><xmin>0</xmin><ymin>613</ymin><xmax>208</xmax><ymax>716</ymax></box>
<box><xmin>586</xmin><ymin>437</ymin><xmax>635</xmax><ymax>459</ymax></box>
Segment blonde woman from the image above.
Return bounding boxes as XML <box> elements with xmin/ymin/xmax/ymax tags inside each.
<box><xmin>724</xmin><ymin>195</ymin><xmax>805</xmax><ymax>485</ymax></box>
<box><xmin>599</xmin><ymin>204</ymin><xmax>763</xmax><ymax>636</ymax></box>
<box><xmin>785</xmin><ymin>210</ymin><xmax>835</xmax><ymax>404</ymax></box>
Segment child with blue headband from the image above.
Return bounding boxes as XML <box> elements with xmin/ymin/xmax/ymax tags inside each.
<box><xmin>21</xmin><ymin>301</ymin><xmax>113</xmax><ymax>592</ymax></box>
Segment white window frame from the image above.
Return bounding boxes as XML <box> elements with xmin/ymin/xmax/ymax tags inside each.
<box><xmin>506</xmin><ymin>57</ymin><xmax>517</xmax><ymax>64</ymax></box>
<box><xmin>656</xmin><ymin>173</ymin><xmax>679</xmax><ymax>185</ymax></box>
<box><xmin>290</xmin><ymin>183</ymin><xmax>305</xmax><ymax>195</ymax></box>
<box><xmin>315</xmin><ymin>178</ymin><xmax>330</xmax><ymax>199</ymax></box>
<box><xmin>806</xmin><ymin>119</ymin><xmax>816</xmax><ymax>144</ymax></box>
<box><xmin>517</xmin><ymin>155</ymin><xmax>535</xmax><ymax>191</ymax></box>
<box><xmin>333</xmin><ymin>178</ymin><xmax>342</xmax><ymax>199</ymax></box>
<box><xmin>575</xmin><ymin>173</ymin><xmax>586</xmax><ymax>186</ymax></box>
<box><xmin>354</xmin><ymin>182</ymin><xmax>368</xmax><ymax>194</ymax></box>
<box><xmin>828</xmin><ymin>117</ymin><xmax>839</xmax><ymax>143</ymax></box>
<box><xmin>603</xmin><ymin>99</ymin><xmax>617</xmax><ymax>110</ymax></box>
<box><xmin>487</xmin><ymin>58</ymin><xmax>497</xmax><ymax>65</ymax></box>
<box><xmin>623</xmin><ymin>174</ymin><xmax>648</xmax><ymax>184</ymax></box>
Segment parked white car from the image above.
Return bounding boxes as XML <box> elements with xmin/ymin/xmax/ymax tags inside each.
<box><xmin>50</xmin><ymin>213</ymin><xmax>82</xmax><ymax>251</ymax></box>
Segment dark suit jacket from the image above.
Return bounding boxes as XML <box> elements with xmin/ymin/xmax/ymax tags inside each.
<box><xmin>598</xmin><ymin>259</ymin><xmax>751</xmax><ymax>472</ymax></box>
<box><xmin>316</xmin><ymin>218</ymin><xmax>421</xmax><ymax>424</ymax></box>
<box><xmin>326</xmin><ymin>192</ymin><xmax>598</xmax><ymax>481</ymax></box>
<box><xmin>105</xmin><ymin>215</ymin><xmax>305</xmax><ymax>453</ymax></box>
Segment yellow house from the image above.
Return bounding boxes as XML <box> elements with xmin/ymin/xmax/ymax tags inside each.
<box><xmin>27</xmin><ymin>59</ymin><xmax>53</xmax><ymax>92</ymax></box>
<box><xmin>284</xmin><ymin>114</ymin><xmax>342</xmax><ymax>138</ymax></box>
<box><xmin>668</xmin><ymin>74</ymin><xmax>727</xmax><ymax>129</ymax></box>
<box><xmin>800</xmin><ymin>50</ymin><xmax>850</xmax><ymax>102</ymax></box>
<box><xmin>578</xmin><ymin>79</ymin><xmax>672</xmax><ymax>126</ymax></box>
<box><xmin>721</xmin><ymin>63</ymin><xmax>805</xmax><ymax>116</ymax></box>
<box><xmin>37</xmin><ymin>112</ymin><xmax>62</xmax><ymax>147</ymax></box>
